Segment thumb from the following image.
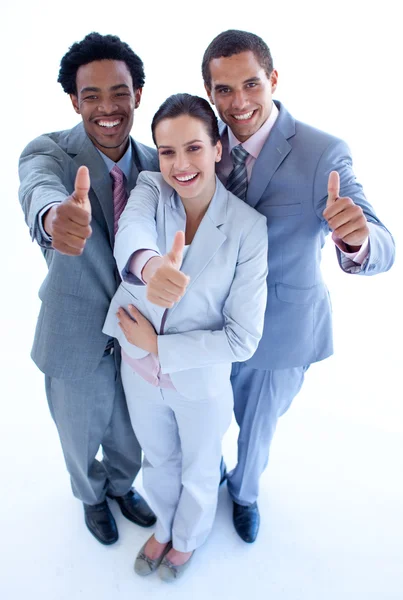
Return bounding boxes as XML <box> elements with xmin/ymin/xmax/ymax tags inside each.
<box><xmin>167</xmin><ymin>231</ymin><xmax>185</xmax><ymax>267</ymax></box>
<box><xmin>327</xmin><ymin>171</ymin><xmax>340</xmax><ymax>207</ymax></box>
<box><xmin>72</xmin><ymin>166</ymin><xmax>91</xmax><ymax>213</ymax></box>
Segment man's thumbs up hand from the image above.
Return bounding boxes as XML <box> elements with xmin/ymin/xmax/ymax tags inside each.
<box><xmin>323</xmin><ymin>170</ymin><xmax>369</xmax><ymax>250</ymax></box>
<box><xmin>143</xmin><ymin>231</ymin><xmax>190</xmax><ymax>308</ymax></box>
<box><xmin>326</xmin><ymin>170</ymin><xmax>340</xmax><ymax>207</ymax></box>
<box><xmin>43</xmin><ymin>166</ymin><xmax>92</xmax><ymax>256</ymax></box>
<box><xmin>71</xmin><ymin>165</ymin><xmax>92</xmax><ymax>214</ymax></box>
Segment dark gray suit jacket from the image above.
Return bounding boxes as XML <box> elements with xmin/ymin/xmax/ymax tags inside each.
<box><xmin>19</xmin><ymin>122</ymin><xmax>158</xmax><ymax>379</ymax></box>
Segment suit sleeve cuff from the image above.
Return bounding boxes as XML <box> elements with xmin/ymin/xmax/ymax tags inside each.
<box><xmin>123</xmin><ymin>249</ymin><xmax>161</xmax><ymax>285</ymax></box>
<box><xmin>332</xmin><ymin>233</ymin><xmax>370</xmax><ymax>265</ymax></box>
<box><xmin>38</xmin><ymin>202</ymin><xmax>60</xmax><ymax>242</ymax></box>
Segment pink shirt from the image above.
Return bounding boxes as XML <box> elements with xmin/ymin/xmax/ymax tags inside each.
<box><xmin>218</xmin><ymin>101</ymin><xmax>280</xmax><ymax>181</ymax></box>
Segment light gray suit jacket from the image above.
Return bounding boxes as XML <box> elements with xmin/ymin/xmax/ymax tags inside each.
<box><xmin>219</xmin><ymin>101</ymin><xmax>395</xmax><ymax>370</ymax></box>
<box><xmin>103</xmin><ymin>172</ymin><xmax>268</xmax><ymax>400</ymax></box>
<box><xmin>19</xmin><ymin>122</ymin><xmax>158</xmax><ymax>379</ymax></box>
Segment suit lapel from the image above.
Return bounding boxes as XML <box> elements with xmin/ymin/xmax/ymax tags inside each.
<box><xmin>90</xmin><ymin>168</ymin><xmax>115</xmax><ymax>243</ymax></box>
<box><xmin>132</xmin><ymin>139</ymin><xmax>159</xmax><ymax>172</ymax></box>
<box><xmin>67</xmin><ymin>128</ymin><xmax>158</xmax><ymax>246</ymax></box>
<box><xmin>68</xmin><ymin>124</ymin><xmax>114</xmax><ymax>243</ymax></box>
<box><xmin>128</xmin><ymin>158</ymin><xmax>139</xmax><ymax>193</ymax></box>
<box><xmin>220</xmin><ymin>101</ymin><xmax>296</xmax><ymax>209</ymax></box>
<box><xmin>165</xmin><ymin>178</ymin><xmax>228</xmax><ymax>322</ymax></box>
<box><xmin>246</xmin><ymin>127</ymin><xmax>291</xmax><ymax>208</ymax></box>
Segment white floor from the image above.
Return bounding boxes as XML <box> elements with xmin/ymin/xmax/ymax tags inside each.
<box><xmin>1</xmin><ymin>293</ymin><xmax>402</xmax><ymax>599</ymax></box>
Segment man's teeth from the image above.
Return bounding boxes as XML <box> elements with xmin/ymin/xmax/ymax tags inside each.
<box><xmin>233</xmin><ymin>111</ymin><xmax>254</xmax><ymax>120</ymax></box>
<box><xmin>98</xmin><ymin>120</ymin><xmax>120</xmax><ymax>128</ymax></box>
<box><xmin>176</xmin><ymin>173</ymin><xmax>198</xmax><ymax>182</ymax></box>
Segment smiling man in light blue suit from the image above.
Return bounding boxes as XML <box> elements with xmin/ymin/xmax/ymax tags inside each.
<box><xmin>200</xmin><ymin>30</ymin><xmax>395</xmax><ymax>542</ymax></box>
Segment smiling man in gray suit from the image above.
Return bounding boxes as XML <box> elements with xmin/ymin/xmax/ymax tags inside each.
<box><xmin>198</xmin><ymin>30</ymin><xmax>395</xmax><ymax>543</ymax></box>
<box><xmin>18</xmin><ymin>33</ymin><xmax>158</xmax><ymax>544</ymax></box>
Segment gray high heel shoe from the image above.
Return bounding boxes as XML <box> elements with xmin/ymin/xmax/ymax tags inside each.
<box><xmin>158</xmin><ymin>551</ymin><xmax>195</xmax><ymax>582</ymax></box>
<box><xmin>134</xmin><ymin>536</ymin><xmax>172</xmax><ymax>576</ymax></box>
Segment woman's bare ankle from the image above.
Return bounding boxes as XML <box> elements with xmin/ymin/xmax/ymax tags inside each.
<box><xmin>165</xmin><ymin>548</ymin><xmax>193</xmax><ymax>566</ymax></box>
<box><xmin>144</xmin><ymin>535</ymin><xmax>169</xmax><ymax>560</ymax></box>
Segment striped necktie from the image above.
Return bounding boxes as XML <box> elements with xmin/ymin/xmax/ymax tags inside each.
<box><xmin>111</xmin><ymin>165</ymin><xmax>128</xmax><ymax>235</ymax></box>
<box><xmin>226</xmin><ymin>144</ymin><xmax>249</xmax><ymax>200</ymax></box>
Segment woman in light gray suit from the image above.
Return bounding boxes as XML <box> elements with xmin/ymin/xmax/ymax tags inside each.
<box><xmin>103</xmin><ymin>94</ymin><xmax>268</xmax><ymax>581</ymax></box>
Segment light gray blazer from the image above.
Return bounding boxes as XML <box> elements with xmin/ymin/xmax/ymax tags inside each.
<box><xmin>103</xmin><ymin>171</ymin><xmax>268</xmax><ymax>400</ymax></box>
<box><xmin>19</xmin><ymin>122</ymin><xmax>158</xmax><ymax>379</ymax></box>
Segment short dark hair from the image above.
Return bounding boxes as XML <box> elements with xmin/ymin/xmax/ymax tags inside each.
<box><xmin>151</xmin><ymin>93</ymin><xmax>220</xmax><ymax>146</ymax></box>
<box><xmin>202</xmin><ymin>29</ymin><xmax>273</xmax><ymax>89</ymax></box>
<box><xmin>58</xmin><ymin>32</ymin><xmax>145</xmax><ymax>95</ymax></box>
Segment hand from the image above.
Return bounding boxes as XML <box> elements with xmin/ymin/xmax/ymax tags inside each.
<box><xmin>43</xmin><ymin>165</ymin><xmax>92</xmax><ymax>255</ymax></box>
<box><xmin>323</xmin><ymin>171</ymin><xmax>369</xmax><ymax>251</ymax></box>
<box><xmin>117</xmin><ymin>305</ymin><xmax>158</xmax><ymax>354</ymax></box>
<box><xmin>143</xmin><ymin>231</ymin><xmax>190</xmax><ymax>308</ymax></box>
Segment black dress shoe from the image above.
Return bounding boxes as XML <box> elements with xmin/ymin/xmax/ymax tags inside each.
<box><xmin>84</xmin><ymin>501</ymin><xmax>118</xmax><ymax>545</ymax></box>
<box><xmin>219</xmin><ymin>458</ymin><xmax>227</xmax><ymax>485</ymax></box>
<box><xmin>107</xmin><ymin>489</ymin><xmax>156</xmax><ymax>527</ymax></box>
<box><xmin>233</xmin><ymin>501</ymin><xmax>260</xmax><ymax>543</ymax></box>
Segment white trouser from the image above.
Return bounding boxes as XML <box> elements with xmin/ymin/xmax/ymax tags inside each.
<box><xmin>121</xmin><ymin>361</ymin><xmax>233</xmax><ymax>552</ymax></box>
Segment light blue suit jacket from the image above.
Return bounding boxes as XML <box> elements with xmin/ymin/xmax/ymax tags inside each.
<box><xmin>220</xmin><ymin>101</ymin><xmax>395</xmax><ymax>370</ymax></box>
<box><xmin>103</xmin><ymin>172</ymin><xmax>268</xmax><ymax>399</ymax></box>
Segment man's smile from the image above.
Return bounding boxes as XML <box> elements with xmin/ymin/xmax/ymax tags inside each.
<box><xmin>232</xmin><ymin>110</ymin><xmax>256</xmax><ymax>121</ymax></box>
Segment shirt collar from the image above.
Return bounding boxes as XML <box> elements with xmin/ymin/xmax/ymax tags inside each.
<box><xmin>96</xmin><ymin>141</ymin><xmax>133</xmax><ymax>180</ymax></box>
<box><xmin>227</xmin><ymin>102</ymin><xmax>279</xmax><ymax>159</ymax></box>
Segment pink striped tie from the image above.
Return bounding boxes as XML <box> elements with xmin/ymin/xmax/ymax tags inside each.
<box><xmin>111</xmin><ymin>165</ymin><xmax>128</xmax><ymax>235</ymax></box>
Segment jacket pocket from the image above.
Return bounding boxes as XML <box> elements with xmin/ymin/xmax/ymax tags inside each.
<box><xmin>259</xmin><ymin>203</ymin><xmax>302</xmax><ymax>217</ymax></box>
<box><xmin>275</xmin><ymin>283</ymin><xmax>326</xmax><ymax>305</ymax></box>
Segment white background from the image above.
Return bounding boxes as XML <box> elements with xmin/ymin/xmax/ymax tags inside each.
<box><xmin>1</xmin><ymin>1</ymin><xmax>402</xmax><ymax>599</ymax></box>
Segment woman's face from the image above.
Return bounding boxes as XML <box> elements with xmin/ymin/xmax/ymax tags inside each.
<box><xmin>155</xmin><ymin>114</ymin><xmax>222</xmax><ymax>204</ymax></box>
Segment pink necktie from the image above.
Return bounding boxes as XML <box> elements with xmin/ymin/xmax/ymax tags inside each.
<box><xmin>111</xmin><ymin>165</ymin><xmax>128</xmax><ymax>235</ymax></box>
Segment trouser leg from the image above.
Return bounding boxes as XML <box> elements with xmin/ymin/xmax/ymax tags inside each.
<box><xmin>102</xmin><ymin>350</ymin><xmax>142</xmax><ymax>496</ymax></box>
<box><xmin>121</xmin><ymin>363</ymin><xmax>233</xmax><ymax>552</ymax></box>
<box><xmin>45</xmin><ymin>350</ymin><xmax>141</xmax><ymax>505</ymax></box>
<box><xmin>227</xmin><ymin>363</ymin><xmax>307</xmax><ymax>506</ymax></box>
<box><xmin>121</xmin><ymin>363</ymin><xmax>182</xmax><ymax>544</ymax></box>
<box><xmin>167</xmin><ymin>382</ymin><xmax>233</xmax><ymax>552</ymax></box>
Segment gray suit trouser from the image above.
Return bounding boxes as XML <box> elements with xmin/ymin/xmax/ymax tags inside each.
<box><xmin>227</xmin><ymin>362</ymin><xmax>308</xmax><ymax>506</ymax></box>
<box><xmin>45</xmin><ymin>347</ymin><xmax>142</xmax><ymax>505</ymax></box>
